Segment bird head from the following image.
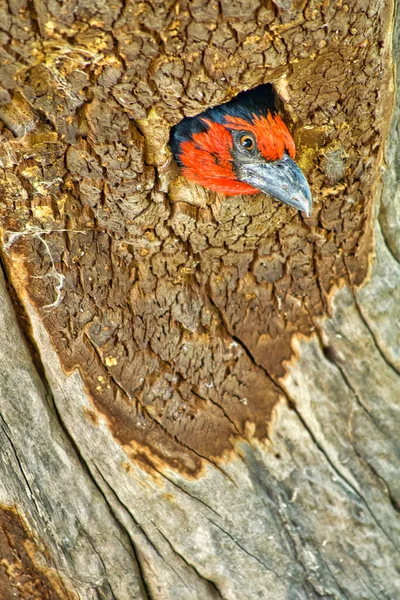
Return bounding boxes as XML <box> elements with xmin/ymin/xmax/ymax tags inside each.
<box><xmin>169</xmin><ymin>84</ymin><xmax>312</xmax><ymax>217</ymax></box>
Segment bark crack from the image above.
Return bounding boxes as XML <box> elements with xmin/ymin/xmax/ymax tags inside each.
<box><xmin>0</xmin><ymin>412</ymin><xmax>42</xmax><ymax>518</ymax></box>
<box><xmin>313</xmin><ymin>324</ymin><xmax>400</xmax><ymax>454</ymax></box>
<box><xmin>352</xmin><ymin>443</ymin><xmax>400</xmax><ymax>514</ymax></box>
<box><xmin>206</xmin><ymin>516</ymin><xmax>283</xmax><ymax>579</ymax></box>
<box><xmin>132</xmin><ymin>449</ymin><xmax>224</xmax><ymax>519</ymax></box>
<box><xmin>206</xmin><ymin>280</ymin><xmax>288</xmax><ymax>397</ymax></box>
<box><xmin>318</xmin><ymin>556</ymin><xmax>350</xmax><ymax>600</ymax></box>
<box><xmin>237</xmin><ymin>451</ymin><xmax>329</xmax><ymax>598</ymax></box>
<box><xmin>150</xmin><ymin>522</ymin><xmax>227</xmax><ymax>600</ymax></box>
<box><xmin>92</xmin><ymin>462</ymin><xmax>224</xmax><ymax>599</ymax></box>
<box><xmin>192</xmin><ymin>387</ymin><xmax>247</xmax><ymax>442</ymax></box>
<box><xmin>0</xmin><ymin>413</ymin><xmax>77</xmax><ymax>599</ymax></box>
<box><xmin>290</xmin><ymin>400</ymin><xmax>400</xmax><ymax>553</ymax></box>
<box><xmin>353</xmin><ymin>293</ymin><xmax>400</xmax><ymax>376</ymax></box>
<box><xmin>139</xmin><ymin>404</ymin><xmax>237</xmax><ymax>486</ymax></box>
<box><xmin>78</xmin><ymin>526</ymin><xmax>118</xmax><ymax>600</ymax></box>
<box><xmin>48</xmin><ymin>407</ymin><xmax>153</xmax><ymax>600</ymax></box>
<box><xmin>378</xmin><ymin>211</ymin><xmax>400</xmax><ymax>265</ymax></box>
<box><xmin>90</xmin><ymin>463</ymin><xmax>163</xmax><ymax>600</ymax></box>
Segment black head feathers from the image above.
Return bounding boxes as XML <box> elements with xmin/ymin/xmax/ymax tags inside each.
<box><xmin>169</xmin><ymin>84</ymin><xmax>277</xmax><ymax>165</ymax></box>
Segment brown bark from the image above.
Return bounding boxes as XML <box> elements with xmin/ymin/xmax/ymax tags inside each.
<box><xmin>0</xmin><ymin>1</ymin><xmax>399</xmax><ymax>598</ymax></box>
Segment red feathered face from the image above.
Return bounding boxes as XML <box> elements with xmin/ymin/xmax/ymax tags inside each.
<box><xmin>178</xmin><ymin>113</ymin><xmax>296</xmax><ymax>195</ymax></box>
<box><xmin>170</xmin><ymin>85</ymin><xmax>312</xmax><ymax>216</ymax></box>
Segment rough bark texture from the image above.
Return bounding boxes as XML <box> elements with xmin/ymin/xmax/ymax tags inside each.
<box><xmin>0</xmin><ymin>1</ymin><xmax>399</xmax><ymax>599</ymax></box>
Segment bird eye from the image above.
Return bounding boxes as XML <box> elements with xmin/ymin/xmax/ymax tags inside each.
<box><xmin>240</xmin><ymin>135</ymin><xmax>255</xmax><ymax>151</ymax></box>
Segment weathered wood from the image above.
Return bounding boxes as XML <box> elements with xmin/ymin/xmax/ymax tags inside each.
<box><xmin>0</xmin><ymin>0</ymin><xmax>399</xmax><ymax>598</ymax></box>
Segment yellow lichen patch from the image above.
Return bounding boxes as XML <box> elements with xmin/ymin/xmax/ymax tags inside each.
<box><xmin>56</xmin><ymin>194</ymin><xmax>68</xmax><ymax>214</ymax></box>
<box><xmin>137</xmin><ymin>108</ymin><xmax>171</xmax><ymax>167</ymax></box>
<box><xmin>162</xmin><ymin>493</ymin><xmax>175</xmax><ymax>502</ymax></box>
<box><xmin>32</xmin><ymin>205</ymin><xmax>54</xmax><ymax>221</ymax></box>
<box><xmin>296</xmin><ymin>146</ymin><xmax>317</xmax><ymax>175</ymax></box>
<box><xmin>121</xmin><ymin>461</ymin><xmax>133</xmax><ymax>473</ymax></box>
<box><xmin>105</xmin><ymin>356</ymin><xmax>118</xmax><ymax>367</ymax></box>
<box><xmin>44</xmin><ymin>21</ymin><xmax>56</xmax><ymax>35</ymax></box>
<box><xmin>294</xmin><ymin>125</ymin><xmax>331</xmax><ymax>149</ymax></box>
<box><xmin>168</xmin><ymin>177</ymin><xmax>209</xmax><ymax>208</ymax></box>
<box><xmin>84</xmin><ymin>408</ymin><xmax>99</xmax><ymax>425</ymax></box>
<box><xmin>244</xmin><ymin>34</ymin><xmax>261</xmax><ymax>45</ymax></box>
<box><xmin>27</xmin><ymin>132</ymin><xmax>59</xmax><ymax>146</ymax></box>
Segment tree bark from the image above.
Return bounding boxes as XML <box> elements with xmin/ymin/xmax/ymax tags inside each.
<box><xmin>0</xmin><ymin>1</ymin><xmax>399</xmax><ymax>598</ymax></box>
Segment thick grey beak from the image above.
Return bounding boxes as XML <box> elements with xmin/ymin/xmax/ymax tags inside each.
<box><xmin>237</xmin><ymin>154</ymin><xmax>312</xmax><ymax>217</ymax></box>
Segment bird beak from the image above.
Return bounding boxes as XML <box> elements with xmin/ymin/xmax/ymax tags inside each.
<box><xmin>236</xmin><ymin>154</ymin><xmax>312</xmax><ymax>217</ymax></box>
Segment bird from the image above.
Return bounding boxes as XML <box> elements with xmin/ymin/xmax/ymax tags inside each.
<box><xmin>169</xmin><ymin>84</ymin><xmax>312</xmax><ymax>217</ymax></box>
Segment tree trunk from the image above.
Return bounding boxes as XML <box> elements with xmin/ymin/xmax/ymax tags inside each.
<box><xmin>0</xmin><ymin>1</ymin><xmax>399</xmax><ymax>598</ymax></box>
